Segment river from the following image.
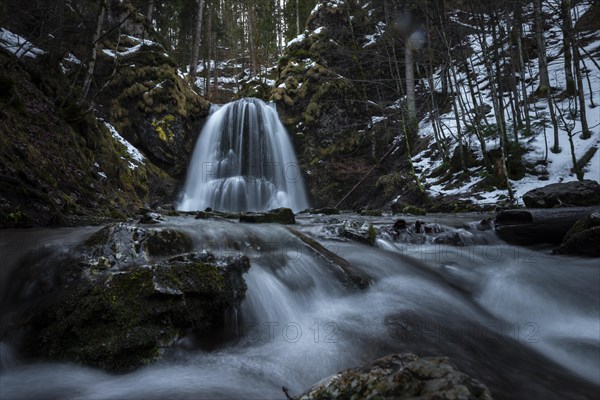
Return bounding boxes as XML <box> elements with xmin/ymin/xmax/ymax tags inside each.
<box><xmin>0</xmin><ymin>213</ymin><xmax>598</xmax><ymax>399</ymax></box>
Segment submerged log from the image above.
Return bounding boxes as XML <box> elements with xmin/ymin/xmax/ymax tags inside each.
<box><xmin>495</xmin><ymin>207</ymin><xmax>600</xmax><ymax>245</ymax></box>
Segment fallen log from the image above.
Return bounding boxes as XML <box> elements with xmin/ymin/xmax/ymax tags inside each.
<box><xmin>286</xmin><ymin>227</ymin><xmax>372</xmax><ymax>290</ymax></box>
<box><xmin>494</xmin><ymin>206</ymin><xmax>600</xmax><ymax>245</ymax></box>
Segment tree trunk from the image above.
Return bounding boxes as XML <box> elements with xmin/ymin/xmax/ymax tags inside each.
<box><xmin>405</xmin><ymin>39</ymin><xmax>417</xmax><ymax>127</ymax></box>
<box><xmin>561</xmin><ymin>0</ymin><xmax>576</xmax><ymax>95</ymax></box>
<box><xmin>534</xmin><ymin>0</ymin><xmax>550</xmax><ymax>96</ymax></box>
<box><xmin>515</xmin><ymin>3</ymin><xmax>531</xmax><ymax>134</ymax></box>
<box><xmin>572</xmin><ymin>35</ymin><xmax>590</xmax><ymax>139</ymax></box>
<box><xmin>296</xmin><ymin>0</ymin><xmax>301</xmax><ymax>36</ymax></box>
<box><xmin>79</xmin><ymin>0</ymin><xmax>107</xmax><ymax>106</ymax></box>
<box><xmin>147</xmin><ymin>1</ymin><xmax>154</xmax><ymax>22</ymax></box>
<box><xmin>189</xmin><ymin>0</ymin><xmax>206</xmax><ymax>82</ymax></box>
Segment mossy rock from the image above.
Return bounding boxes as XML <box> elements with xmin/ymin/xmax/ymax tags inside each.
<box><xmin>361</xmin><ymin>209</ymin><xmax>382</xmax><ymax>217</ymax></box>
<box><xmin>144</xmin><ymin>229</ymin><xmax>194</xmax><ymax>257</ymax></box>
<box><xmin>8</xmin><ymin>231</ymin><xmax>251</xmax><ymax>372</ymax></box>
<box><xmin>402</xmin><ymin>205</ymin><xmax>426</xmax><ymax>216</ymax></box>
<box><xmin>553</xmin><ymin>213</ymin><xmax>600</xmax><ymax>257</ymax></box>
<box><xmin>239</xmin><ymin>208</ymin><xmax>296</xmax><ymax>224</ymax></box>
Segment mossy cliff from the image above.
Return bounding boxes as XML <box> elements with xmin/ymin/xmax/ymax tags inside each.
<box><xmin>0</xmin><ymin>1</ymin><xmax>211</xmax><ymax>227</ymax></box>
<box><xmin>94</xmin><ymin>36</ymin><xmax>210</xmax><ymax>178</ymax></box>
<box><xmin>0</xmin><ymin>51</ymin><xmax>174</xmax><ymax>227</ymax></box>
<box><xmin>92</xmin><ymin>1</ymin><xmax>210</xmax><ymax>178</ymax></box>
<box><xmin>270</xmin><ymin>1</ymin><xmax>414</xmax><ymax>209</ymax></box>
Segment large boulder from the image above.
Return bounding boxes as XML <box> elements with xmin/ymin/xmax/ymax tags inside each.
<box><xmin>239</xmin><ymin>208</ymin><xmax>296</xmax><ymax>224</ymax></box>
<box><xmin>553</xmin><ymin>212</ymin><xmax>600</xmax><ymax>257</ymax></box>
<box><xmin>297</xmin><ymin>353</ymin><xmax>493</xmax><ymax>400</ymax></box>
<box><xmin>4</xmin><ymin>223</ymin><xmax>250</xmax><ymax>372</ymax></box>
<box><xmin>522</xmin><ymin>180</ymin><xmax>600</xmax><ymax>208</ymax></box>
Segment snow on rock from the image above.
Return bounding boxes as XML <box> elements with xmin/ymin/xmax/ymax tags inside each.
<box><xmin>102</xmin><ymin>35</ymin><xmax>160</xmax><ymax>59</ymax></box>
<box><xmin>102</xmin><ymin>120</ymin><xmax>145</xmax><ymax>170</ymax></box>
<box><xmin>0</xmin><ymin>28</ymin><xmax>45</xmax><ymax>58</ymax></box>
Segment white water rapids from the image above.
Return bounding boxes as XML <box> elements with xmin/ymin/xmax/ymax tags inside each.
<box><xmin>0</xmin><ymin>213</ymin><xmax>598</xmax><ymax>400</ymax></box>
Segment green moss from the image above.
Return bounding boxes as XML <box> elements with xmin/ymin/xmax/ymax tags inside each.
<box><xmin>402</xmin><ymin>205</ymin><xmax>426</xmax><ymax>216</ymax></box>
<box><xmin>151</xmin><ymin>114</ymin><xmax>176</xmax><ymax>142</ymax></box>
<box><xmin>367</xmin><ymin>223</ymin><xmax>377</xmax><ymax>245</ymax></box>
<box><xmin>376</xmin><ymin>173</ymin><xmax>403</xmax><ymax>198</ymax></box>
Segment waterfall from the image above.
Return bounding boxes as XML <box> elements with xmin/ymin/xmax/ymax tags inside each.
<box><xmin>178</xmin><ymin>98</ymin><xmax>309</xmax><ymax>213</ymax></box>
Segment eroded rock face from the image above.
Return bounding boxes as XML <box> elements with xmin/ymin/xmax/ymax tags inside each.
<box><xmin>522</xmin><ymin>180</ymin><xmax>600</xmax><ymax>208</ymax></box>
<box><xmin>297</xmin><ymin>353</ymin><xmax>493</xmax><ymax>400</ymax></box>
<box><xmin>4</xmin><ymin>223</ymin><xmax>250</xmax><ymax>372</ymax></box>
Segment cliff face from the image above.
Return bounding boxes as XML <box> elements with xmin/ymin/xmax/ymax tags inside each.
<box><xmin>0</xmin><ymin>1</ymin><xmax>210</xmax><ymax>227</ymax></box>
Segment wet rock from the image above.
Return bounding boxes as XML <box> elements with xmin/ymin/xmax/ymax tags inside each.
<box><xmin>239</xmin><ymin>208</ymin><xmax>296</xmax><ymax>224</ymax></box>
<box><xmin>360</xmin><ymin>209</ymin><xmax>382</xmax><ymax>216</ymax></box>
<box><xmin>322</xmin><ymin>220</ymin><xmax>377</xmax><ymax>246</ymax></box>
<box><xmin>522</xmin><ymin>180</ymin><xmax>600</xmax><ymax>208</ymax></box>
<box><xmin>5</xmin><ymin>224</ymin><xmax>250</xmax><ymax>372</ymax></box>
<box><xmin>297</xmin><ymin>353</ymin><xmax>492</xmax><ymax>400</ymax></box>
<box><xmin>553</xmin><ymin>212</ymin><xmax>600</xmax><ymax>257</ymax></box>
<box><xmin>139</xmin><ymin>212</ymin><xmax>165</xmax><ymax>224</ymax></box>
<box><xmin>310</xmin><ymin>207</ymin><xmax>340</xmax><ymax>215</ymax></box>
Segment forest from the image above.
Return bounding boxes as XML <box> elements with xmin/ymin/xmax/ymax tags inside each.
<box><xmin>0</xmin><ymin>1</ymin><xmax>599</xmax><ymax>399</ymax></box>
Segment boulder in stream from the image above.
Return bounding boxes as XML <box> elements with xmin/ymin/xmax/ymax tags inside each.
<box><xmin>239</xmin><ymin>207</ymin><xmax>296</xmax><ymax>224</ymax></box>
<box><xmin>4</xmin><ymin>223</ymin><xmax>250</xmax><ymax>372</ymax></box>
<box><xmin>553</xmin><ymin>212</ymin><xmax>600</xmax><ymax>257</ymax></box>
<box><xmin>522</xmin><ymin>180</ymin><xmax>600</xmax><ymax>208</ymax></box>
<box><xmin>296</xmin><ymin>353</ymin><xmax>492</xmax><ymax>400</ymax></box>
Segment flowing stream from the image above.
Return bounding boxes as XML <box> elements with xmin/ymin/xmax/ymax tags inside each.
<box><xmin>0</xmin><ymin>214</ymin><xmax>599</xmax><ymax>400</ymax></box>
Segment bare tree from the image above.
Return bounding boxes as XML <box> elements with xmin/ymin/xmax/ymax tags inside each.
<box><xmin>189</xmin><ymin>0</ymin><xmax>206</xmax><ymax>82</ymax></box>
<box><xmin>79</xmin><ymin>0</ymin><xmax>108</xmax><ymax>106</ymax></box>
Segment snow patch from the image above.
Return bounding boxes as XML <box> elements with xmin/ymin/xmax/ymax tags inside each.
<box><xmin>0</xmin><ymin>28</ymin><xmax>45</xmax><ymax>58</ymax></box>
<box><xmin>102</xmin><ymin>121</ymin><xmax>145</xmax><ymax>169</ymax></box>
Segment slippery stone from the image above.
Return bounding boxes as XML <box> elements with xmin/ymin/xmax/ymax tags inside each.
<box><xmin>239</xmin><ymin>208</ymin><xmax>296</xmax><ymax>224</ymax></box>
<box><xmin>297</xmin><ymin>353</ymin><xmax>493</xmax><ymax>400</ymax></box>
<box><xmin>4</xmin><ymin>223</ymin><xmax>250</xmax><ymax>372</ymax></box>
<box><xmin>553</xmin><ymin>212</ymin><xmax>600</xmax><ymax>257</ymax></box>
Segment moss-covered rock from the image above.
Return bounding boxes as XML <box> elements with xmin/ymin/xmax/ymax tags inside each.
<box><xmin>239</xmin><ymin>207</ymin><xmax>296</xmax><ymax>224</ymax></box>
<box><xmin>553</xmin><ymin>212</ymin><xmax>600</xmax><ymax>257</ymax></box>
<box><xmin>0</xmin><ymin>51</ymin><xmax>175</xmax><ymax>228</ymax></box>
<box><xmin>298</xmin><ymin>353</ymin><xmax>493</xmax><ymax>400</ymax></box>
<box><xmin>6</xmin><ymin>223</ymin><xmax>251</xmax><ymax>372</ymax></box>
<box><xmin>402</xmin><ymin>205</ymin><xmax>427</xmax><ymax>216</ymax></box>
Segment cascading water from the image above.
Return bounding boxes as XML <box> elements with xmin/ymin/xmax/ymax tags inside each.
<box><xmin>178</xmin><ymin>98</ymin><xmax>309</xmax><ymax>213</ymax></box>
<box><xmin>1</xmin><ymin>214</ymin><xmax>599</xmax><ymax>399</ymax></box>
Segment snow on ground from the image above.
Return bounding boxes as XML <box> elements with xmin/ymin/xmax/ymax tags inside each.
<box><xmin>408</xmin><ymin>2</ymin><xmax>600</xmax><ymax>205</ymax></box>
<box><xmin>0</xmin><ymin>28</ymin><xmax>45</xmax><ymax>58</ymax></box>
<box><xmin>102</xmin><ymin>120</ymin><xmax>145</xmax><ymax>170</ymax></box>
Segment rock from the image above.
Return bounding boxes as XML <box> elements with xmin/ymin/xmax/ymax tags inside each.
<box><xmin>144</xmin><ymin>229</ymin><xmax>194</xmax><ymax>257</ymax></box>
<box><xmin>309</xmin><ymin>207</ymin><xmax>340</xmax><ymax>215</ymax></box>
<box><xmin>322</xmin><ymin>220</ymin><xmax>377</xmax><ymax>246</ymax></box>
<box><xmin>5</xmin><ymin>224</ymin><xmax>250</xmax><ymax>372</ymax></box>
<box><xmin>297</xmin><ymin>353</ymin><xmax>493</xmax><ymax>400</ymax></box>
<box><xmin>522</xmin><ymin>180</ymin><xmax>600</xmax><ymax>208</ymax></box>
<box><xmin>553</xmin><ymin>212</ymin><xmax>600</xmax><ymax>257</ymax></box>
<box><xmin>239</xmin><ymin>208</ymin><xmax>296</xmax><ymax>224</ymax></box>
<box><xmin>402</xmin><ymin>205</ymin><xmax>427</xmax><ymax>216</ymax></box>
<box><xmin>139</xmin><ymin>212</ymin><xmax>165</xmax><ymax>224</ymax></box>
<box><xmin>393</xmin><ymin>219</ymin><xmax>407</xmax><ymax>231</ymax></box>
<box><xmin>82</xmin><ymin>224</ymin><xmax>193</xmax><ymax>266</ymax></box>
<box><xmin>360</xmin><ymin>209</ymin><xmax>382</xmax><ymax>216</ymax></box>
